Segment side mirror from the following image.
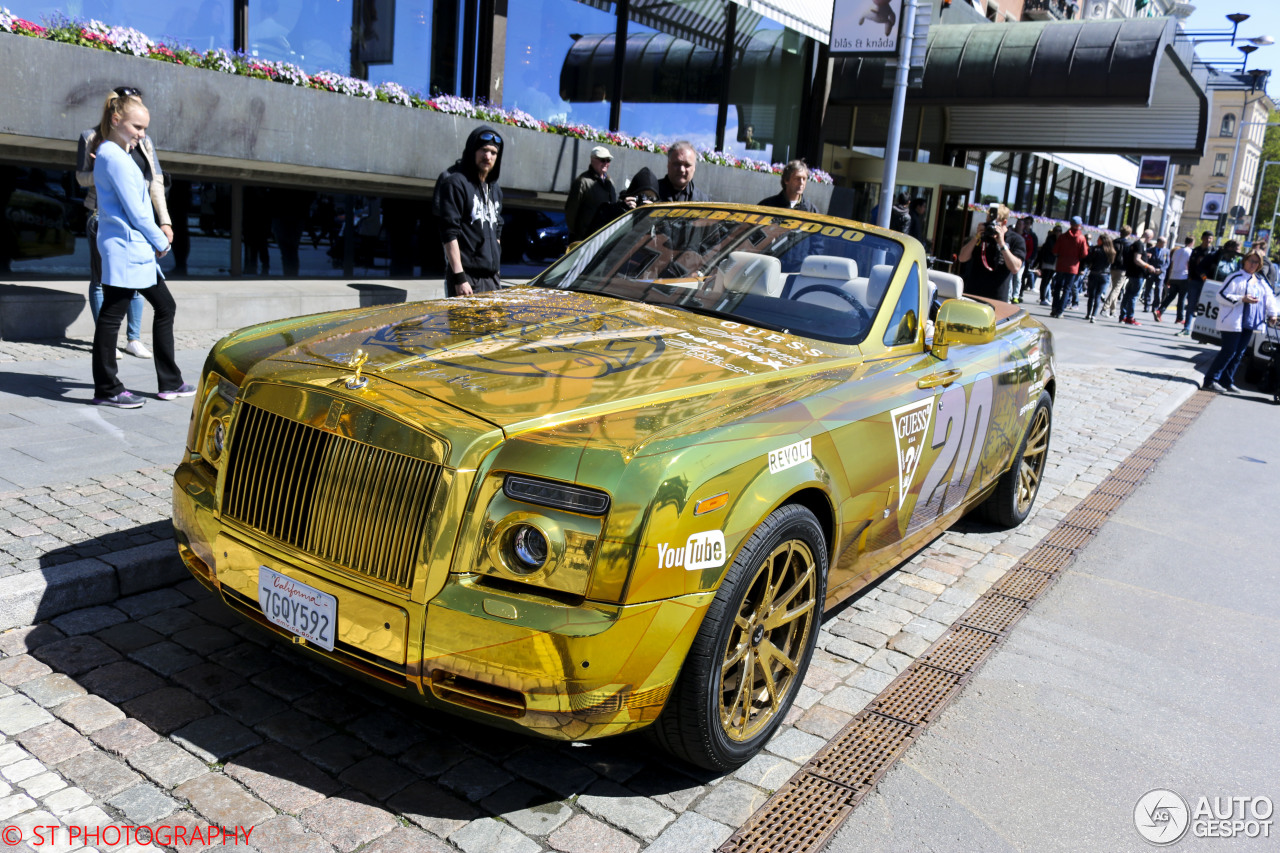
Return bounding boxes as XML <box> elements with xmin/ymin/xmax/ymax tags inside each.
<box><xmin>565</xmin><ymin>241</ymin><xmax>582</xmax><ymax>256</ymax></box>
<box><xmin>931</xmin><ymin>299</ymin><xmax>996</xmax><ymax>359</ymax></box>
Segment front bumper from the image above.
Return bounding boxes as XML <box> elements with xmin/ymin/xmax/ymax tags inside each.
<box><xmin>173</xmin><ymin>460</ymin><xmax>711</xmax><ymax>740</ymax></box>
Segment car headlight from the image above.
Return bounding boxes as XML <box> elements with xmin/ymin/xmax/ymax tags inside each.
<box><xmin>186</xmin><ymin>372</ymin><xmax>240</xmax><ymax>469</ymax></box>
<box><xmin>509</xmin><ymin>524</ymin><xmax>549</xmax><ymax>573</ymax></box>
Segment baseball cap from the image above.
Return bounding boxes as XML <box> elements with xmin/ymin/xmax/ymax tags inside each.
<box><xmin>591</xmin><ymin>145</ymin><xmax>612</xmax><ymax>160</ymax></box>
<box><xmin>1070</xmin><ymin>215</ymin><xmax>1083</xmax><ymax>226</ymax></box>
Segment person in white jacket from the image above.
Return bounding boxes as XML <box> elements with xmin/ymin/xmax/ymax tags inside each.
<box><xmin>1203</xmin><ymin>250</ymin><xmax>1280</xmax><ymax>393</ymax></box>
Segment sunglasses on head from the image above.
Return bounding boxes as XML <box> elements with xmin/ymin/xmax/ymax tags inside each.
<box><xmin>478</xmin><ymin>131</ymin><xmax>502</xmax><ymax>146</ymax></box>
<box><xmin>114</xmin><ymin>86</ymin><xmax>141</xmax><ymax>98</ymax></box>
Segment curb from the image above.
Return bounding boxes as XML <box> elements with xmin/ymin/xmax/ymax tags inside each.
<box><xmin>0</xmin><ymin>539</ymin><xmax>186</xmax><ymax>631</ymax></box>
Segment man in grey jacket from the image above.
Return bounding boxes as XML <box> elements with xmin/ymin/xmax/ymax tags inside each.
<box><xmin>565</xmin><ymin>146</ymin><xmax>617</xmax><ymax>242</ymax></box>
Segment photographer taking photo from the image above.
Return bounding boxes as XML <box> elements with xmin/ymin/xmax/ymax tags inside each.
<box><xmin>586</xmin><ymin>167</ymin><xmax>660</xmax><ymax>234</ymax></box>
<box><xmin>958</xmin><ymin>203</ymin><xmax>1025</xmax><ymax>301</ymax></box>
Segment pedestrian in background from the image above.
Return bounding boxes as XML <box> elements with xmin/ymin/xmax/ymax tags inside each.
<box><xmin>1015</xmin><ymin>217</ymin><xmax>1037</xmax><ymax>304</ymax></box>
<box><xmin>1252</xmin><ymin>234</ymin><xmax>1275</xmax><ymax>285</ymax></box>
<box><xmin>1156</xmin><ymin>235</ymin><xmax>1193</xmax><ymax>325</ymax></box>
<box><xmin>1203</xmin><ymin>249</ymin><xmax>1279</xmax><ymax>393</ymax></box>
<box><xmin>1036</xmin><ymin>225</ymin><xmax>1060</xmax><ymax>306</ymax></box>
<box><xmin>1181</xmin><ymin>230</ymin><xmax>1216</xmax><ymax>336</ymax></box>
<box><xmin>433</xmin><ymin>125</ymin><xmax>504</xmax><ymax>297</ymax></box>
<box><xmin>587</xmin><ymin>167</ymin><xmax>660</xmax><ymax>234</ymax></box>
<box><xmin>956</xmin><ymin>203</ymin><xmax>1024</xmax><ymax>301</ymax></box>
<box><xmin>565</xmin><ymin>145</ymin><xmax>616</xmax><ymax>242</ymax></box>
<box><xmin>1104</xmin><ymin>224</ymin><xmax>1134</xmax><ymax>317</ymax></box>
<box><xmin>1083</xmin><ymin>232</ymin><xmax>1114</xmax><ymax>323</ymax></box>
<box><xmin>1049</xmin><ymin>216</ymin><xmax>1088</xmax><ymax>318</ymax></box>
<box><xmin>758</xmin><ymin>161</ymin><xmax>817</xmax><ymax>212</ymax></box>
<box><xmin>1119</xmin><ymin>229</ymin><xmax>1157</xmax><ymax>326</ymax></box>
<box><xmin>89</xmin><ymin>91</ymin><xmax>193</xmax><ymax>408</ymax></box>
<box><xmin>1208</xmin><ymin>239</ymin><xmax>1241</xmax><ymax>283</ymax></box>
<box><xmin>658</xmin><ymin>141</ymin><xmax>709</xmax><ymax>202</ymax></box>
<box><xmin>76</xmin><ymin>85</ymin><xmax>172</xmax><ymax>360</ymax></box>
<box><xmin>1142</xmin><ymin>235</ymin><xmax>1168</xmax><ymax>315</ymax></box>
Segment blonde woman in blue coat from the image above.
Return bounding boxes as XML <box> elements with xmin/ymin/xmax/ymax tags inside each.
<box><xmin>90</xmin><ymin>92</ymin><xmax>194</xmax><ymax>408</ymax></box>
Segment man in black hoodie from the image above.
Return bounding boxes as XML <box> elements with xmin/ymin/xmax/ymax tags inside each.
<box><xmin>433</xmin><ymin>126</ymin><xmax>504</xmax><ymax>296</ymax></box>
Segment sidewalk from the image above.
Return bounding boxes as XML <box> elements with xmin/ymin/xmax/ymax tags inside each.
<box><xmin>0</xmin><ymin>294</ymin><xmax>1242</xmax><ymax>853</ymax></box>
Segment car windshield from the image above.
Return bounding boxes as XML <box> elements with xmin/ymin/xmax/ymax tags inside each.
<box><xmin>531</xmin><ymin>204</ymin><xmax>906</xmax><ymax>345</ymax></box>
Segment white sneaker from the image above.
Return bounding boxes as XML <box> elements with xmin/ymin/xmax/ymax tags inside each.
<box><xmin>125</xmin><ymin>340</ymin><xmax>152</xmax><ymax>359</ymax></box>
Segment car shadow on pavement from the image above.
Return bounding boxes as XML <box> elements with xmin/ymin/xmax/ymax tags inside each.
<box><xmin>6</xmin><ymin>562</ymin><xmax>723</xmax><ymax>849</ymax></box>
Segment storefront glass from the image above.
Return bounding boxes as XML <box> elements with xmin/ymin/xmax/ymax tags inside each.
<box><xmin>4</xmin><ymin>1</ymin><xmax>233</xmax><ymax>52</ymax></box>
<box><xmin>730</xmin><ymin>18</ymin><xmax>806</xmax><ymax>163</ymax></box>
<box><xmin>249</xmin><ymin>0</ymin><xmax>350</xmax><ymax>75</ymax></box>
<box><xmin>504</xmin><ymin>0</ymin><xmax>615</xmax><ymax>130</ymax></box>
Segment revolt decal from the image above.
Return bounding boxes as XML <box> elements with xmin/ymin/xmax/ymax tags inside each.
<box><xmin>890</xmin><ymin>398</ymin><xmax>933</xmax><ymax>509</ymax></box>
<box><xmin>769</xmin><ymin>438</ymin><xmax>812</xmax><ymax>474</ymax></box>
<box><xmin>657</xmin><ymin>531</ymin><xmax>726</xmax><ymax>571</ymax></box>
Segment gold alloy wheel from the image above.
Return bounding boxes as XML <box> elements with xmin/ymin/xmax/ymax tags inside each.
<box><xmin>719</xmin><ymin>539</ymin><xmax>818</xmax><ymax>742</ymax></box>
<box><xmin>1016</xmin><ymin>405</ymin><xmax>1051</xmax><ymax>515</ymax></box>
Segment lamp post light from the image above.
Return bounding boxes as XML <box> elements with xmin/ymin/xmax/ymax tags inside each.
<box><xmin>1183</xmin><ymin>12</ymin><xmax>1254</xmax><ymax>46</ymax></box>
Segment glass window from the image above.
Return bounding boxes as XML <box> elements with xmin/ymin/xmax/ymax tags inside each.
<box><xmin>1213</xmin><ymin>153</ymin><xmax>1228</xmax><ymax>177</ymax></box>
<box><xmin>730</xmin><ymin>17</ymin><xmax>807</xmax><ymax>163</ymax></box>
<box><xmin>248</xmin><ymin>0</ymin><xmax>352</xmax><ymax>75</ymax></box>
<box><xmin>366</xmin><ymin>0</ymin><xmax>433</xmax><ymax>93</ymax></box>
<box><xmin>883</xmin><ymin>264</ymin><xmax>921</xmax><ymax>347</ymax></box>
<box><xmin>504</xmin><ymin>0</ymin><xmax>615</xmax><ymax>130</ymax></box>
<box><xmin>1220</xmin><ymin>113</ymin><xmax>1236</xmax><ymax>137</ymax></box>
<box><xmin>536</xmin><ymin>205</ymin><xmax>906</xmax><ymax>346</ymax></box>
<box><xmin>6</xmin><ymin>0</ymin><xmax>233</xmax><ymax>52</ymax></box>
<box><xmin>619</xmin><ymin>12</ymin><xmax>723</xmax><ymax>150</ymax></box>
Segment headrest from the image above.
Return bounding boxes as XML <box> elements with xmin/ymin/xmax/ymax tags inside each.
<box><xmin>866</xmin><ymin>264</ymin><xmax>895</xmax><ymax>308</ymax></box>
<box><xmin>798</xmin><ymin>255</ymin><xmax>858</xmax><ymax>280</ymax></box>
<box><xmin>722</xmin><ymin>251</ymin><xmax>783</xmax><ymax>297</ymax></box>
<box><xmin>928</xmin><ymin>271</ymin><xmax>964</xmax><ymax>301</ymax></box>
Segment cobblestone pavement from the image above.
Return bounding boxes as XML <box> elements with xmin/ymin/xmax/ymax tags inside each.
<box><xmin>0</xmin><ymin>332</ymin><xmax>1201</xmax><ymax>853</ymax></box>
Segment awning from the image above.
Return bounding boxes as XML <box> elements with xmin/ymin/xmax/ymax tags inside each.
<box><xmin>829</xmin><ymin>17</ymin><xmax>1209</xmax><ymax>157</ymax></box>
<box><xmin>735</xmin><ymin>0</ymin><xmax>834</xmax><ymax>43</ymax></box>
<box><xmin>1043</xmin><ymin>153</ymin><xmax>1165</xmax><ymax>206</ymax></box>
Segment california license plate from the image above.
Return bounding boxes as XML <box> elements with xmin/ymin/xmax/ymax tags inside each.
<box><xmin>257</xmin><ymin>567</ymin><xmax>337</xmax><ymax>651</ymax></box>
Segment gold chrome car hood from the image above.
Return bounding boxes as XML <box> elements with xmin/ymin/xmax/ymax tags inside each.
<box><xmin>263</xmin><ymin>287</ymin><xmax>849</xmax><ymax>432</ymax></box>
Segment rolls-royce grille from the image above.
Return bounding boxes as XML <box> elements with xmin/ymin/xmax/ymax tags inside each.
<box><xmin>222</xmin><ymin>403</ymin><xmax>440</xmax><ymax>589</ymax></box>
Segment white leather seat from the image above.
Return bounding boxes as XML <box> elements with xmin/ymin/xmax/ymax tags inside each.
<box><xmin>790</xmin><ymin>255</ymin><xmax>866</xmax><ymax>312</ymax></box>
<box><xmin>928</xmin><ymin>270</ymin><xmax>964</xmax><ymax>301</ymax></box>
<box><xmin>721</xmin><ymin>251</ymin><xmax>783</xmax><ymax>297</ymax></box>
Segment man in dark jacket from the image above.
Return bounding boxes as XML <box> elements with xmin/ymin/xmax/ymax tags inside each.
<box><xmin>433</xmin><ymin>125</ymin><xmax>504</xmax><ymax>296</ymax></box>
<box><xmin>1180</xmin><ymin>231</ymin><xmax>1216</xmax><ymax>335</ymax></box>
<box><xmin>758</xmin><ymin>161</ymin><xmax>817</xmax><ymax>212</ymax></box>
<box><xmin>658</xmin><ymin>141</ymin><xmax>710</xmax><ymax>202</ymax></box>
<box><xmin>565</xmin><ymin>145</ymin><xmax>617</xmax><ymax>241</ymax></box>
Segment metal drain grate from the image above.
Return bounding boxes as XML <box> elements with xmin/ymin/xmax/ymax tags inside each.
<box><xmin>918</xmin><ymin>626</ymin><xmax>999</xmax><ymax>674</ymax></box>
<box><xmin>992</xmin><ymin>568</ymin><xmax>1056</xmax><ymax>602</ymax></box>
<box><xmin>720</xmin><ymin>774</ymin><xmax>855</xmax><ymax>853</ymax></box>
<box><xmin>719</xmin><ymin>389</ymin><xmax>1212</xmax><ymax>853</ymax></box>
<box><xmin>958</xmin><ymin>593</ymin><xmax>1028</xmax><ymax>634</ymax></box>
<box><xmin>1044</xmin><ymin>523</ymin><xmax>1095</xmax><ymax>551</ymax></box>
<box><xmin>807</xmin><ymin>711</ymin><xmax>917</xmax><ymax>790</ymax></box>
<box><xmin>870</xmin><ymin>664</ymin><xmax>963</xmax><ymax>725</ymax></box>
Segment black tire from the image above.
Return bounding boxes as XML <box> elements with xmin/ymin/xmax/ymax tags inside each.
<box><xmin>650</xmin><ymin>504</ymin><xmax>827</xmax><ymax>772</ymax></box>
<box><xmin>981</xmin><ymin>390</ymin><xmax>1052</xmax><ymax>529</ymax></box>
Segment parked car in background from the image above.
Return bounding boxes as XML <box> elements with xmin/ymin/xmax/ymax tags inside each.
<box><xmin>173</xmin><ymin>203</ymin><xmax>1055</xmax><ymax>771</ymax></box>
<box><xmin>1</xmin><ymin>167</ymin><xmax>80</xmax><ymax>266</ymax></box>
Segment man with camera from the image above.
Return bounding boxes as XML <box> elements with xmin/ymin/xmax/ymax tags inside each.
<box><xmin>958</xmin><ymin>203</ymin><xmax>1025</xmax><ymax>301</ymax></box>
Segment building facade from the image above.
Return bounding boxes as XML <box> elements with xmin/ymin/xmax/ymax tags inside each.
<box><xmin>1173</xmin><ymin>69</ymin><xmax>1276</xmax><ymax>242</ymax></box>
<box><xmin>0</xmin><ymin>0</ymin><xmax>1210</xmax><ymax>280</ymax></box>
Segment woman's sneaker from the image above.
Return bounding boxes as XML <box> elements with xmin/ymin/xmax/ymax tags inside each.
<box><xmin>124</xmin><ymin>340</ymin><xmax>152</xmax><ymax>359</ymax></box>
<box><xmin>157</xmin><ymin>383</ymin><xmax>198</xmax><ymax>401</ymax></box>
<box><xmin>93</xmin><ymin>391</ymin><xmax>146</xmax><ymax>408</ymax></box>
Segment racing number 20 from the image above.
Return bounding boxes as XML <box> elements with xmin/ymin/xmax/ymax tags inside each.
<box><xmin>909</xmin><ymin>374</ymin><xmax>994</xmax><ymax>530</ymax></box>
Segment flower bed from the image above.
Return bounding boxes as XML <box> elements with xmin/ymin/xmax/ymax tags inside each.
<box><xmin>0</xmin><ymin>7</ymin><xmax>832</xmax><ymax>184</ymax></box>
